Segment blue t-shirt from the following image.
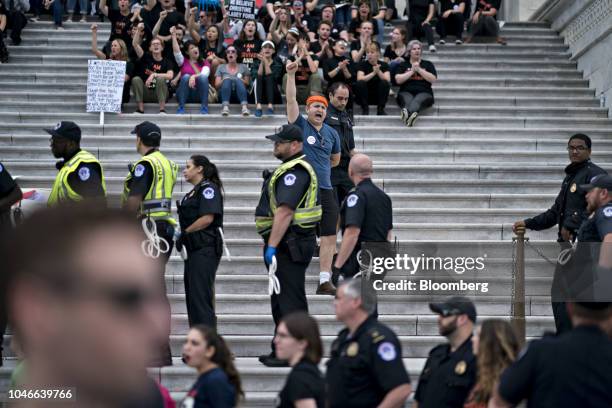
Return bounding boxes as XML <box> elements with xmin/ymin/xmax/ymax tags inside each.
<box><xmin>181</xmin><ymin>367</ymin><xmax>236</xmax><ymax>408</ymax></box>
<box><xmin>292</xmin><ymin>115</ymin><xmax>341</xmax><ymax>190</ymax></box>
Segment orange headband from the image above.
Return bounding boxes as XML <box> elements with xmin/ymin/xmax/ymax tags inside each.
<box><xmin>306</xmin><ymin>95</ymin><xmax>328</xmax><ymax>108</ymax></box>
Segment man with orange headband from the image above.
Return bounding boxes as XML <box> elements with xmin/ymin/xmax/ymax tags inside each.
<box><xmin>286</xmin><ymin>60</ymin><xmax>341</xmax><ymax>296</ymax></box>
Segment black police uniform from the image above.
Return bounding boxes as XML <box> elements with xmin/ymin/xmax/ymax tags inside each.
<box><xmin>334</xmin><ymin>178</ymin><xmax>393</xmax><ymax>281</ymax></box>
<box><xmin>326</xmin><ymin>316</ymin><xmax>411</xmax><ymax>408</ymax></box>
<box><xmin>255</xmin><ymin>152</ymin><xmax>317</xmax><ymax>356</ymax></box>
<box><xmin>414</xmin><ymin>337</ymin><xmax>477</xmax><ymax>408</ymax></box>
<box><xmin>523</xmin><ymin>159</ymin><xmax>606</xmax><ymax>334</ymax></box>
<box><xmin>524</xmin><ymin>159</ymin><xmax>606</xmax><ymax>240</ymax></box>
<box><xmin>57</xmin><ymin>150</ymin><xmax>105</xmax><ymax>199</ymax></box>
<box><xmin>0</xmin><ymin>161</ymin><xmax>21</xmax><ymax>367</ymax></box>
<box><xmin>326</xmin><ymin>105</ymin><xmax>355</xmax><ymax>207</ymax></box>
<box><xmin>498</xmin><ymin>325</ymin><xmax>612</xmax><ymax>408</ymax></box>
<box><xmin>177</xmin><ymin>180</ymin><xmax>224</xmax><ymax>329</ymax></box>
<box><xmin>276</xmin><ymin>358</ymin><xmax>325</xmax><ymax>407</ymax></box>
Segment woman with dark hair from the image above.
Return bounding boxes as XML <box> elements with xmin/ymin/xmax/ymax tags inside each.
<box><xmin>274</xmin><ymin>312</ymin><xmax>326</xmax><ymax>407</ymax></box>
<box><xmin>254</xmin><ymin>40</ymin><xmax>283</xmax><ymax>117</ymax></box>
<box><xmin>181</xmin><ymin>325</ymin><xmax>243</xmax><ymax>408</ymax></box>
<box><xmin>463</xmin><ymin>319</ymin><xmax>520</xmax><ymax>408</ymax></box>
<box><xmin>191</xmin><ymin>24</ymin><xmax>226</xmax><ymax>75</ymax></box>
<box><xmin>176</xmin><ymin>155</ymin><xmax>224</xmax><ymax>329</ymax></box>
<box><xmin>172</xmin><ymin>27</ymin><xmax>211</xmax><ymax>115</ymax></box>
<box><xmin>234</xmin><ymin>19</ymin><xmax>263</xmax><ymax>73</ymax></box>
<box><xmin>347</xmin><ymin>1</ymin><xmax>378</xmax><ymax>41</ymax></box>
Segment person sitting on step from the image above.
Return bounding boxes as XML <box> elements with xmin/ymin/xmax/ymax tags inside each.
<box><xmin>171</xmin><ymin>27</ymin><xmax>210</xmax><ymax>115</ymax></box>
<box><xmin>353</xmin><ymin>41</ymin><xmax>391</xmax><ymax>116</ymax></box>
<box><xmin>214</xmin><ymin>44</ymin><xmax>251</xmax><ymax>117</ymax></box>
<box><xmin>465</xmin><ymin>0</ymin><xmax>506</xmax><ymax>45</ymax></box>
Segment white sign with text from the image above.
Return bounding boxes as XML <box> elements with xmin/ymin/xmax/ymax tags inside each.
<box><xmin>86</xmin><ymin>59</ymin><xmax>126</xmax><ymax>114</ymax></box>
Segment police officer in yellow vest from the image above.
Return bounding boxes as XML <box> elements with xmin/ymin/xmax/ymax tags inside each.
<box><xmin>121</xmin><ymin>120</ymin><xmax>178</xmax><ymax>367</ymax></box>
<box><xmin>255</xmin><ymin>124</ymin><xmax>322</xmax><ymax>367</ymax></box>
<box><xmin>46</xmin><ymin>121</ymin><xmax>106</xmax><ymax>206</ymax></box>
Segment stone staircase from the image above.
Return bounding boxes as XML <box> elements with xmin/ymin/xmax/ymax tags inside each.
<box><xmin>1</xmin><ymin>19</ymin><xmax>612</xmax><ymax>406</ymax></box>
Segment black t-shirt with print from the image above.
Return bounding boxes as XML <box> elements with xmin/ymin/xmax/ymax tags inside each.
<box><xmin>234</xmin><ymin>38</ymin><xmax>262</xmax><ymax>71</ymax></box>
<box><xmin>107</xmin><ymin>8</ymin><xmax>133</xmax><ymax>45</ymax></box>
<box><xmin>396</xmin><ymin>59</ymin><xmax>437</xmax><ymax>95</ymax></box>
<box><xmin>137</xmin><ymin>54</ymin><xmax>173</xmax><ymax>81</ymax></box>
<box><xmin>288</xmin><ymin>53</ymin><xmax>320</xmax><ymax>86</ymax></box>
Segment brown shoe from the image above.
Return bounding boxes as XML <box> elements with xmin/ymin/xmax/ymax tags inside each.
<box><xmin>316</xmin><ymin>281</ymin><xmax>337</xmax><ymax>296</ymax></box>
<box><xmin>496</xmin><ymin>37</ymin><xmax>507</xmax><ymax>45</ymax></box>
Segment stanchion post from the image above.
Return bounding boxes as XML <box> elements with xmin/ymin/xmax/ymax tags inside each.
<box><xmin>512</xmin><ymin>226</ymin><xmax>527</xmax><ymax>346</ymax></box>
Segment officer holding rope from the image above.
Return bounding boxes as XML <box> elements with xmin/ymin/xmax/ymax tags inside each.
<box><xmin>512</xmin><ymin>133</ymin><xmax>606</xmax><ymax>334</ymax></box>
<box><xmin>176</xmin><ymin>155</ymin><xmax>225</xmax><ymax>329</ymax></box>
<box><xmin>255</xmin><ymin>124</ymin><xmax>322</xmax><ymax>367</ymax></box>
<box><xmin>45</xmin><ymin>121</ymin><xmax>107</xmax><ymax>206</ymax></box>
<box><xmin>121</xmin><ymin>120</ymin><xmax>178</xmax><ymax>367</ymax></box>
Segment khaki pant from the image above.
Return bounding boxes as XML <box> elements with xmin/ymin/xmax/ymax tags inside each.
<box><xmin>282</xmin><ymin>72</ymin><xmax>323</xmax><ymax>105</ymax></box>
<box><xmin>131</xmin><ymin>77</ymin><xmax>169</xmax><ymax>104</ymax></box>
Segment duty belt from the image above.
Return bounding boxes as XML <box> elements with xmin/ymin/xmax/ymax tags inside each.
<box><xmin>142</xmin><ymin>198</ymin><xmax>172</xmax><ymax>214</ymax></box>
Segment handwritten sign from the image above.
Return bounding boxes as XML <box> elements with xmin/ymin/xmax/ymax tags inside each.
<box><xmin>227</xmin><ymin>0</ymin><xmax>255</xmax><ymax>20</ymax></box>
<box><xmin>86</xmin><ymin>59</ymin><xmax>126</xmax><ymax>113</ymax></box>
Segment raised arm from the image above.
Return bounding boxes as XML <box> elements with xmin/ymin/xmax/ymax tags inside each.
<box><xmin>99</xmin><ymin>0</ymin><xmax>109</xmax><ymax>16</ymax></box>
<box><xmin>285</xmin><ymin>60</ymin><xmax>300</xmax><ymax>123</ymax></box>
<box><xmin>133</xmin><ymin>23</ymin><xmax>145</xmax><ymax>59</ymax></box>
<box><xmin>90</xmin><ymin>24</ymin><xmax>107</xmax><ymax>59</ymax></box>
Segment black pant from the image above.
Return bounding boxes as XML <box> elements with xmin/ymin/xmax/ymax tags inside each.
<box><xmin>550</xmin><ymin>256</ymin><xmax>573</xmax><ymax>335</ymax></box>
<box><xmin>268</xmin><ymin>236</ymin><xmax>315</xmax><ymax>354</ymax></box>
<box><xmin>332</xmin><ymin>168</ymin><xmax>354</xmax><ymax>208</ymax></box>
<box><xmin>406</xmin><ymin>20</ymin><xmax>435</xmax><ymax>46</ymax></box>
<box><xmin>397</xmin><ymin>91</ymin><xmax>434</xmax><ymax>114</ymax></box>
<box><xmin>7</xmin><ymin>11</ymin><xmax>27</xmax><ymax>45</ymax></box>
<box><xmin>436</xmin><ymin>13</ymin><xmax>465</xmax><ymax>39</ymax></box>
<box><xmin>184</xmin><ymin>246</ymin><xmax>220</xmax><ymax>329</ymax></box>
<box><xmin>469</xmin><ymin>15</ymin><xmax>499</xmax><ymax>38</ymax></box>
<box><xmin>0</xmin><ymin>31</ymin><xmax>8</xmax><ymax>63</ymax></box>
<box><xmin>255</xmin><ymin>74</ymin><xmax>280</xmax><ymax>105</ymax></box>
<box><xmin>353</xmin><ymin>79</ymin><xmax>390</xmax><ymax>110</ymax></box>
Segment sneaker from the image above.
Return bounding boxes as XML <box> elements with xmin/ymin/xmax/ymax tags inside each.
<box><xmin>134</xmin><ymin>109</ymin><xmax>144</xmax><ymax>114</ymax></box>
<box><xmin>316</xmin><ymin>281</ymin><xmax>337</xmax><ymax>296</ymax></box>
<box><xmin>258</xmin><ymin>353</ymin><xmax>289</xmax><ymax>367</ymax></box>
<box><xmin>429</xmin><ymin>45</ymin><xmax>436</xmax><ymax>52</ymax></box>
<box><xmin>455</xmin><ymin>39</ymin><xmax>463</xmax><ymax>45</ymax></box>
<box><xmin>159</xmin><ymin>109</ymin><xmax>167</xmax><ymax>114</ymax></box>
<box><xmin>176</xmin><ymin>106</ymin><xmax>186</xmax><ymax>115</ymax></box>
<box><xmin>406</xmin><ymin>111</ymin><xmax>418</xmax><ymax>127</ymax></box>
<box><xmin>29</xmin><ymin>16</ymin><xmax>39</xmax><ymax>22</ymax></box>
<box><xmin>80</xmin><ymin>16</ymin><xmax>87</xmax><ymax>22</ymax></box>
<box><xmin>439</xmin><ymin>39</ymin><xmax>446</xmax><ymax>45</ymax></box>
<box><xmin>241</xmin><ymin>106</ymin><xmax>250</xmax><ymax>117</ymax></box>
<box><xmin>255</xmin><ymin>108</ymin><xmax>263</xmax><ymax>118</ymax></box>
<box><xmin>400</xmin><ymin>108</ymin><xmax>408</xmax><ymax>124</ymax></box>
<box><xmin>222</xmin><ymin>105</ymin><xmax>229</xmax><ymax>116</ymax></box>
<box><xmin>200</xmin><ymin>106</ymin><xmax>208</xmax><ymax>114</ymax></box>
<box><xmin>56</xmin><ymin>26</ymin><xmax>64</xmax><ymax>30</ymax></box>
<box><xmin>266</xmin><ymin>108</ymin><xmax>274</xmax><ymax>115</ymax></box>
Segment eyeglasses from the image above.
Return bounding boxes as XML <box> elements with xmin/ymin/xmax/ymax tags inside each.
<box><xmin>567</xmin><ymin>145</ymin><xmax>588</xmax><ymax>152</ymax></box>
<box><xmin>226</xmin><ymin>49</ymin><xmax>237</xmax><ymax>54</ymax></box>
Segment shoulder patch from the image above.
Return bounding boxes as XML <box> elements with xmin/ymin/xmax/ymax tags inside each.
<box><xmin>377</xmin><ymin>342</ymin><xmax>397</xmax><ymax>362</ymax></box>
<box><xmin>134</xmin><ymin>164</ymin><xmax>145</xmax><ymax>177</ymax></box>
<box><xmin>347</xmin><ymin>194</ymin><xmax>358</xmax><ymax>207</ymax></box>
<box><xmin>203</xmin><ymin>187</ymin><xmax>215</xmax><ymax>200</ymax></box>
<box><xmin>78</xmin><ymin>167</ymin><xmax>91</xmax><ymax>181</ymax></box>
<box><xmin>284</xmin><ymin>173</ymin><xmax>296</xmax><ymax>186</ymax></box>
<box><xmin>0</xmin><ymin>163</ymin><xmax>3</xmax><ymax>173</ymax></box>
<box><xmin>604</xmin><ymin>207</ymin><xmax>612</xmax><ymax>218</ymax></box>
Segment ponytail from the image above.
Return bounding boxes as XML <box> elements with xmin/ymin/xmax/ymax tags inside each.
<box><xmin>191</xmin><ymin>155</ymin><xmax>224</xmax><ymax>192</ymax></box>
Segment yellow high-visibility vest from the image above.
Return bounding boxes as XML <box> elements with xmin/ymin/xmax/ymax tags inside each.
<box><xmin>255</xmin><ymin>155</ymin><xmax>321</xmax><ymax>236</ymax></box>
<box><xmin>121</xmin><ymin>150</ymin><xmax>178</xmax><ymax>223</ymax></box>
<box><xmin>47</xmin><ymin>150</ymin><xmax>106</xmax><ymax>206</ymax></box>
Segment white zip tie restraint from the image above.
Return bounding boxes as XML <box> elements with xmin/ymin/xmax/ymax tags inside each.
<box><xmin>268</xmin><ymin>256</ymin><xmax>280</xmax><ymax>295</ymax></box>
<box><xmin>557</xmin><ymin>240</ymin><xmax>577</xmax><ymax>266</ymax></box>
<box><xmin>218</xmin><ymin>227</ymin><xmax>231</xmax><ymax>261</ymax></box>
<box><xmin>141</xmin><ymin>217</ymin><xmax>170</xmax><ymax>259</ymax></box>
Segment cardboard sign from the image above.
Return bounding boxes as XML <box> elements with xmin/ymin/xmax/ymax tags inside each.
<box><xmin>86</xmin><ymin>59</ymin><xmax>126</xmax><ymax>113</ymax></box>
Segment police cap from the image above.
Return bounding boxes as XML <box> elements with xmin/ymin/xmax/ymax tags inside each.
<box><xmin>265</xmin><ymin>124</ymin><xmax>303</xmax><ymax>143</ymax></box>
<box><xmin>44</xmin><ymin>121</ymin><xmax>81</xmax><ymax>143</ymax></box>
<box><xmin>131</xmin><ymin>121</ymin><xmax>162</xmax><ymax>145</ymax></box>
<box><xmin>429</xmin><ymin>296</ymin><xmax>477</xmax><ymax>323</ymax></box>
<box><xmin>579</xmin><ymin>174</ymin><xmax>612</xmax><ymax>193</ymax></box>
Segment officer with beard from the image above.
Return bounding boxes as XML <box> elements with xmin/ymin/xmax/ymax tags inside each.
<box><xmin>414</xmin><ymin>297</ymin><xmax>477</xmax><ymax>408</ymax></box>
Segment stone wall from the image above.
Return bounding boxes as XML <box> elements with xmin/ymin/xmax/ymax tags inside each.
<box><xmin>532</xmin><ymin>0</ymin><xmax>612</xmax><ymax>116</ymax></box>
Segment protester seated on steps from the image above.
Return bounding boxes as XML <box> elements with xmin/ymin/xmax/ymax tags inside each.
<box><xmin>354</xmin><ymin>41</ymin><xmax>391</xmax><ymax>116</ymax></box>
<box><xmin>214</xmin><ymin>44</ymin><xmax>251</xmax><ymax>117</ymax></box>
<box><xmin>131</xmin><ymin>32</ymin><xmax>175</xmax><ymax>113</ymax></box>
<box><xmin>91</xmin><ymin>24</ymin><xmax>134</xmax><ymax>109</ymax></box>
<box><xmin>384</xmin><ymin>26</ymin><xmax>408</xmax><ymax>76</ymax></box>
<box><xmin>350</xmin><ymin>0</ymin><xmax>386</xmax><ymax>44</ymax></box>
<box><xmin>267</xmin><ymin>5</ymin><xmax>291</xmax><ymax>45</ymax></box>
<box><xmin>282</xmin><ymin>34</ymin><xmax>323</xmax><ymax>105</ymax></box>
<box><xmin>189</xmin><ymin>20</ymin><xmax>226</xmax><ymax>78</ymax></box>
<box><xmin>66</xmin><ymin>0</ymin><xmax>88</xmax><ymax>22</ymax></box>
<box><xmin>3</xmin><ymin>0</ymin><xmax>28</xmax><ymax>45</ymax></box>
<box><xmin>393</xmin><ymin>39</ymin><xmax>437</xmax><ymax>127</ymax></box>
<box><xmin>252</xmin><ymin>40</ymin><xmax>283</xmax><ymax>117</ymax></box>
<box><xmin>350</xmin><ymin>19</ymin><xmax>374</xmax><ymax>63</ymax></box>
<box><xmin>171</xmin><ymin>27</ymin><xmax>210</xmax><ymax>115</ymax></box>
<box><xmin>347</xmin><ymin>1</ymin><xmax>379</xmax><ymax>43</ymax></box>
<box><xmin>405</xmin><ymin>0</ymin><xmax>436</xmax><ymax>52</ymax></box>
<box><xmin>436</xmin><ymin>0</ymin><xmax>467</xmax><ymax>45</ymax></box>
<box><xmin>465</xmin><ymin>0</ymin><xmax>506</xmax><ymax>45</ymax></box>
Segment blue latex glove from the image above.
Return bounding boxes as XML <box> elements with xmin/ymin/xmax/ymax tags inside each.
<box><xmin>264</xmin><ymin>246</ymin><xmax>277</xmax><ymax>265</ymax></box>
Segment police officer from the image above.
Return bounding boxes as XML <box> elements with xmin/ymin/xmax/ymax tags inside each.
<box><xmin>326</xmin><ymin>82</ymin><xmax>356</xmax><ymax>207</ymax></box>
<box><xmin>121</xmin><ymin>120</ymin><xmax>178</xmax><ymax>367</ymax></box>
<box><xmin>255</xmin><ymin>124</ymin><xmax>322</xmax><ymax>367</ymax></box>
<box><xmin>45</xmin><ymin>121</ymin><xmax>107</xmax><ymax>206</ymax></box>
<box><xmin>492</xmin><ymin>302</ymin><xmax>612</xmax><ymax>408</ymax></box>
<box><xmin>332</xmin><ymin>154</ymin><xmax>393</xmax><ymax>283</ymax></box>
<box><xmin>513</xmin><ymin>133</ymin><xmax>606</xmax><ymax>334</ymax></box>
<box><xmin>326</xmin><ymin>278</ymin><xmax>412</xmax><ymax>407</ymax></box>
<box><xmin>0</xmin><ymin>161</ymin><xmax>23</xmax><ymax>366</ymax></box>
<box><xmin>176</xmin><ymin>155</ymin><xmax>224</xmax><ymax>329</ymax></box>
<box><xmin>414</xmin><ymin>297</ymin><xmax>477</xmax><ymax>408</ymax></box>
